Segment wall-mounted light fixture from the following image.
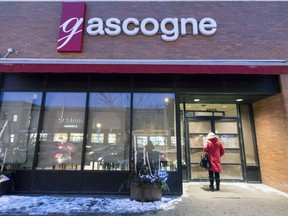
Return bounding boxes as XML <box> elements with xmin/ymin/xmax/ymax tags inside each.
<box><xmin>3</xmin><ymin>48</ymin><xmax>14</xmax><ymax>59</ymax></box>
<box><xmin>2</xmin><ymin>48</ymin><xmax>19</xmax><ymax>59</ymax></box>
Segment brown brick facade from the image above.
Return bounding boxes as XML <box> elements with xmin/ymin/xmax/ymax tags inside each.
<box><xmin>1</xmin><ymin>1</ymin><xmax>288</xmax><ymax>194</ymax></box>
<box><xmin>0</xmin><ymin>1</ymin><xmax>287</xmax><ymax>60</ymax></box>
<box><xmin>253</xmin><ymin>76</ymin><xmax>288</xmax><ymax>193</ymax></box>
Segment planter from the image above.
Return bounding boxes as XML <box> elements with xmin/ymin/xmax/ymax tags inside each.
<box><xmin>130</xmin><ymin>183</ymin><xmax>162</xmax><ymax>202</ymax></box>
<box><xmin>0</xmin><ymin>180</ymin><xmax>11</xmax><ymax>196</ymax></box>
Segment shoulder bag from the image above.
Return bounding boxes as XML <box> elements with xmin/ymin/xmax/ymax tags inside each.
<box><xmin>199</xmin><ymin>153</ymin><xmax>210</xmax><ymax>168</ymax></box>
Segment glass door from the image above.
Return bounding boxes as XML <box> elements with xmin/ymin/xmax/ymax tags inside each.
<box><xmin>188</xmin><ymin>119</ymin><xmax>212</xmax><ymax>179</ymax></box>
<box><xmin>188</xmin><ymin>117</ymin><xmax>243</xmax><ymax>181</ymax></box>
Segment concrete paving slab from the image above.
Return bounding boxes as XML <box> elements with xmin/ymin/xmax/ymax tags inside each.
<box><xmin>143</xmin><ymin>182</ymin><xmax>288</xmax><ymax>216</ymax></box>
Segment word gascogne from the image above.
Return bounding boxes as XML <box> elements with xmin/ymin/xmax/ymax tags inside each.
<box><xmin>59</xmin><ymin>16</ymin><xmax>217</xmax><ymax>50</ymax></box>
<box><xmin>86</xmin><ymin>17</ymin><xmax>217</xmax><ymax>41</ymax></box>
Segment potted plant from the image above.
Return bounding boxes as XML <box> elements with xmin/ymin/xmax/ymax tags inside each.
<box><xmin>129</xmin><ymin>164</ymin><xmax>169</xmax><ymax>202</ymax></box>
<box><xmin>121</xmin><ymin>141</ymin><xmax>169</xmax><ymax>202</ymax></box>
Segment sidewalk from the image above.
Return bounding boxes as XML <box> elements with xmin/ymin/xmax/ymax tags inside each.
<box><xmin>144</xmin><ymin>182</ymin><xmax>288</xmax><ymax>216</ymax></box>
<box><xmin>0</xmin><ymin>182</ymin><xmax>287</xmax><ymax>216</ymax></box>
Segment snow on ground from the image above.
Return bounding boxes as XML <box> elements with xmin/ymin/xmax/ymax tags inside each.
<box><xmin>0</xmin><ymin>193</ymin><xmax>182</xmax><ymax>215</ymax></box>
<box><xmin>1</xmin><ymin>183</ymin><xmax>287</xmax><ymax>215</ymax></box>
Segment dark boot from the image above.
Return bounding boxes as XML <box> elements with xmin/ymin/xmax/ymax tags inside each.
<box><xmin>215</xmin><ymin>180</ymin><xmax>220</xmax><ymax>191</ymax></box>
<box><xmin>209</xmin><ymin>178</ymin><xmax>214</xmax><ymax>191</ymax></box>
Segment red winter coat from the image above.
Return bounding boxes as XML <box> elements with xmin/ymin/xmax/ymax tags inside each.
<box><xmin>203</xmin><ymin>138</ymin><xmax>225</xmax><ymax>172</ymax></box>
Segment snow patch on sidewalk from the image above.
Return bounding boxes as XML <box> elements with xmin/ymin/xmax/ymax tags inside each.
<box><xmin>0</xmin><ymin>194</ymin><xmax>182</xmax><ymax>215</ymax></box>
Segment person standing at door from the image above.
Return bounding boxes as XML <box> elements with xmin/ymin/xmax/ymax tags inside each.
<box><xmin>203</xmin><ymin>132</ymin><xmax>225</xmax><ymax>191</ymax></box>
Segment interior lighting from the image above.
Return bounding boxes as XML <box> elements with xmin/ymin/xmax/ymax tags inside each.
<box><xmin>236</xmin><ymin>99</ymin><xmax>243</xmax><ymax>102</ymax></box>
<box><xmin>194</xmin><ymin>99</ymin><xmax>200</xmax><ymax>102</ymax></box>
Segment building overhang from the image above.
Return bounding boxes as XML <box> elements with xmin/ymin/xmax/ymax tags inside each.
<box><xmin>0</xmin><ymin>59</ymin><xmax>287</xmax><ymax>74</ymax></box>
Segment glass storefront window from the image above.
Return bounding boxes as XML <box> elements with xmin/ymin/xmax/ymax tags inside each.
<box><xmin>37</xmin><ymin>92</ymin><xmax>86</xmax><ymax>170</ymax></box>
<box><xmin>84</xmin><ymin>93</ymin><xmax>131</xmax><ymax>171</ymax></box>
<box><xmin>133</xmin><ymin>93</ymin><xmax>177</xmax><ymax>171</ymax></box>
<box><xmin>0</xmin><ymin>92</ymin><xmax>42</xmax><ymax>169</ymax></box>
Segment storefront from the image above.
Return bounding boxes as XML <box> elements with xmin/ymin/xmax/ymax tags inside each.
<box><xmin>0</xmin><ymin>1</ymin><xmax>288</xmax><ymax>195</ymax></box>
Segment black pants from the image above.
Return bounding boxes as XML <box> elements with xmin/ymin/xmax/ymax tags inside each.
<box><xmin>209</xmin><ymin>171</ymin><xmax>220</xmax><ymax>181</ymax></box>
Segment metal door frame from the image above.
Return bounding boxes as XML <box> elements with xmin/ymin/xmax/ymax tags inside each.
<box><xmin>184</xmin><ymin>114</ymin><xmax>244</xmax><ymax>181</ymax></box>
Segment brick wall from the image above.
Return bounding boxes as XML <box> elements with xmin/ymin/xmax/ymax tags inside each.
<box><xmin>0</xmin><ymin>1</ymin><xmax>287</xmax><ymax>60</ymax></box>
<box><xmin>1</xmin><ymin>1</ymin><xmax>288</xmax><ymax>193</ymax></box>
<box><xmin>253</xmin><ymin>76</ymin><xmax>288</xmax><ymax>193</ymax></box>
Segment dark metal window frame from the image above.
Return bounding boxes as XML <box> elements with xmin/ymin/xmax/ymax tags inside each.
<box><xmin>0</xmin><ymin>73</ymin><xmax>278</xmax><ymax>194</ymax></box>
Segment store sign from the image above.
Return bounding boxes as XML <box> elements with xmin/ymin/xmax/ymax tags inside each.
<box><xmin>86</xmin><ymin>17</ymin><xmax>217</xmax><ymax>42</ymax></box>
<box><xmin>57</xmin><ymin>2</ymin><xmax>86</xmax><ymax>52</ymax></box>
<box><xmin>58</xmin><ymin>117</ymin><xmax>84</xmax><ymax>124</ymax></box>
<box><xmin>57</xmin><ymin>2</ymin><xmax>217</xmax><ymax>52</ymax></box>
<box><xmin>58</xmin><ymin>116</ymin><xmax>84</xmax><ymax>129</ymax></box>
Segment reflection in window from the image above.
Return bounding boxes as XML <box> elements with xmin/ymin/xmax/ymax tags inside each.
<box><xmin>37</xmin><ymin>92</ymin><xmax>86</xmax><ymax>170</ymax></box>
<box><xmin>13</xmin><ymin>115</ymin><xmax>18</xmax><ymax>122</ymax></box>
<box><xmin>91</xmin><ymin>133</ymin><xmax>104</xmax><ymax>143</ymax></box>
<box><xmin>133</xmin><ymin>93</ymin><xmax>177</xmax><ymax>171</ymax></box>
<box><xmin>189</xmin><ymin>121</ymin><xmax>211</xmax><ymax>134</ymax></box>
<box><xmin>0</xmin><ymin>92</ymin><xmax>42</xmax><ymax>169</ymax></box>
<box><xmin>222</xmin><ymin>165</ymin><xmax>243</xmax><ymax>179</ymax></box>
<box><xmin>219</xmin><ymin>134</ymin><xmax>239</xmax><ymax>148</ymax></box>
<box><xmin>190</xmin><ymin>135</ymin><xmax>205</xmax><ymax>147</ymax></box>
<box><xmin>53</xmin><ymin>133</ymin><xmax>68</xmax><ymax>142</ymax></box>
<box><xmin>221</xmin><ymin>149</ymin><xmax>242</xmax><ymax>163</ymax></box>
<box><xmin>215</xmin><ymin>120</ymin><xmax>238</xmax><ymax>134</ymax></box>
<box><xmin>84</xmin><ymin>93</ymin><xmax>131</xmax><ymax>171</ymax></box>
<box><xmin>108</xmin><ymin>134</ymin><xmax>116</xmax><ymax>144</ymax></box>
<box><xmin>10</xmin><ymin>134</ymin><xmax>15</xmax><ymax>143</ymax></box>
<box><xmin>70</xmin><ymin>133</ymin><xmax>83</xmax><ymax>143</ymax></box>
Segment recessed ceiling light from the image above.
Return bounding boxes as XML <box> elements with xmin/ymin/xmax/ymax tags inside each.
<box><xmin>194</xmin><ymin>99</ymin><xmax>200</xmax><ymax>102</ymax></box>
<box><xmin>236</xmin><ymin>99</ymin><xmax>243</xmax><ymax>102</ymax></box>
